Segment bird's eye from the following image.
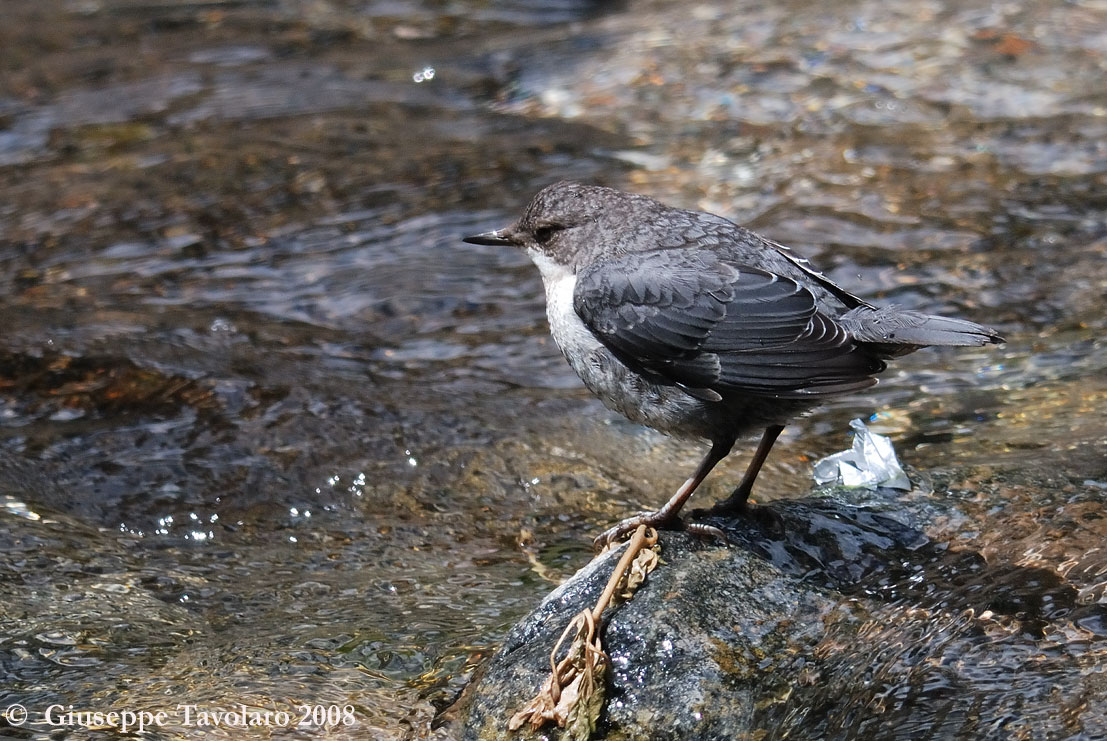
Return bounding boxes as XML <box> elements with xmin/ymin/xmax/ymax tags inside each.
<box><xmin>533</xmin><ymin>224</ymin><xmax>562</xmax><ymax>243</ymax></box>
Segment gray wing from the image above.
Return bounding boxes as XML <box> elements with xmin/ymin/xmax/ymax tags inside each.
<box><xmin>573</xmin><ymin>249</ymin><xmax>885</xmax><ymax>399</ymax></box>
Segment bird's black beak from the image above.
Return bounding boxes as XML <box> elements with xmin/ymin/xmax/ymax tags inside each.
<box><xmin>462</xmin><ymin>229</ymin><xmax>514</xmax><ymax>247</ymax></box>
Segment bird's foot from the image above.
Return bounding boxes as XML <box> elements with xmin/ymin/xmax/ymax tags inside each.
<box><xmin>701</xmin><ymin>500</ymin><xmax>749</xmax><ymax>519</ymax></box>
<box><xmin>701</xmin><ymin>488</ymin><xmax>751</xmax><ymax>518</ymax></box>
<box><xmin>693</xmin><ymin>497</ymin><xmax>784</xmax><ymax>537</ymax></box>
<box><xmin>593</xmin><ymin>512</ymin><xmax>727</xmax><ymax>552</ymax></box>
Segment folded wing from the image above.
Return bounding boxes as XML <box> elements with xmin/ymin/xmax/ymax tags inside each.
<box><xmin>573</xmin><ymin>249</ymin><xmax>885</xmax><ymax>399</ymax></box>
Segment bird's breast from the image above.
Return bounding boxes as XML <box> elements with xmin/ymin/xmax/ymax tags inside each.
<box><xmin>528</xmin><ymin>253</ymin><xmax>607</xmax><ymax>375</ymax></box>
<box><xmin>530</xmin><ymin>253</ymin><xmax>728</xmax><ymax>441</ymax></box>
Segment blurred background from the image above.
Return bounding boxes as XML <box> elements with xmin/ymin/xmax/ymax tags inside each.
<box><xmin>0</xmin><ymin>0</ymin><xmax>1104</xmax><ymax>738</ymax></box>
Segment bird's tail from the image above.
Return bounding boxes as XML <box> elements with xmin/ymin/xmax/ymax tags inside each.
<box><xmin>840</xmin><ymin>305</ymin><xmax>1004</xmax><ymax>356</ymax></box>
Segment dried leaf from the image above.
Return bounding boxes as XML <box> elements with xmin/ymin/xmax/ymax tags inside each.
<box><xmin>563</xmin><ymin>641</ymin><xmax>606</xmax><ymax>741</ymax></box>
<box><xmin>510</xmin><ymin>611</ymin><xmax>604</xmax><ymax>732</ymax></box>
<box><xmin>508</xmin><ymin>672</ymin><xmax>559</xmax><ymax>730</ymax></box>
<box><xmin>508</xmin><ymin>526</ymin><xmax>658</xmax><ymax>738</ymax></box>
<box><xmin>616</xmin><ymin>544</ymin><xmax>660</xmax><ymax>602</ymax></box>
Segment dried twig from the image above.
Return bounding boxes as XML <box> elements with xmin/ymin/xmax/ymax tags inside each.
<box><xmin>509</xmin><ymin>526</ymin><xmax>660</xmax><ymax>739</ymax></box>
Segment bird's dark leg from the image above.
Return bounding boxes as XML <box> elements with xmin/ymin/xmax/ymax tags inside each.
<box><xmin>593</xmin><ymin>436</ymin><xmax>735</xmax><ymax>550</ymax></box>
<box><xmin>705</xmin><ymin>424</ymin><xmax>785</xmax><ymax>515</ymax></box>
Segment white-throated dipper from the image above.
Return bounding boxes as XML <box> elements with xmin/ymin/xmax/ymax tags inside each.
<box><xmin>464</xmin><ymin>182</ymin><xmax>1003</xmax><ymax>547</ymax></box>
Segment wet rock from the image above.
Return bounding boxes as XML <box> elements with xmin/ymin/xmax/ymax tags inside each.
<box><xmin>459</xmin><ymin>531</ymin><xmax>834</xmax><ymax>741</ymax></box>
<box><xmin>455</xmin><ymin>483</ymin><xmax>1107</xmax><ymax>739</ymax></box>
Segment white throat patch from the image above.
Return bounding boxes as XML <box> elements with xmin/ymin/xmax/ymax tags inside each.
<box><xmin>527</xmin><ymin>250</ymin><xmax>601</xmax><ymax>362</ymax></box>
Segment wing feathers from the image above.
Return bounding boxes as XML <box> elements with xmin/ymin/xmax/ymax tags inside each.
<box><xmin>573</xmin><ymin>250</ymin><xmax>883</xmax><ymax>400</ymax></box>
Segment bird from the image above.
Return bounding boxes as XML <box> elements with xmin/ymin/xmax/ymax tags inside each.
<box><xmin>463</xmin><ymin>182</ymin><xmax>1003</xmax><ymax>547</ymax></box>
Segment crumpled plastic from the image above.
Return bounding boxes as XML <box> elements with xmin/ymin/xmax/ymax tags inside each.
<box><xmin>813</xmin><ymin>418</ymin><xmax>911</xmax><ymax>490</ymax></box>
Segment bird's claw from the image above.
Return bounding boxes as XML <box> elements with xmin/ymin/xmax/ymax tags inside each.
<box><xmin>593</xmin><ymin>514</ymin><xmax>661</xmax><ymax>551</ymax></box>
<box><xmin>684</xmin><ymin>521</ymin><xmax>730</xmax><ymax>544</ymax></box>
<box><xmin>593</xmin><ymin>512</ymin><xmax>728</xmax><ymax>552</ymax></box>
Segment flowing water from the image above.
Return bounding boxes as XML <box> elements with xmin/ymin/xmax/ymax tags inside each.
<box><xmin>0</xmin><ymin>0</ymin><xmax>1105</xmax><ymax>738</ymax></box>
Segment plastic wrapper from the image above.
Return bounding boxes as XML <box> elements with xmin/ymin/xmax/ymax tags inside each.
<box><xmin>812</xmin><ymin>418</ymin><xmax>911</xmax><ymax>490</ymax></box>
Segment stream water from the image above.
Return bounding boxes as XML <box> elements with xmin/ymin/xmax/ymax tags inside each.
<box><xmin>1</xmin><ymin>0</ymin><xmax>1105</xmax><ymax>738</ymax></box>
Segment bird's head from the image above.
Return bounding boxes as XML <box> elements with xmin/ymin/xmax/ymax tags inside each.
<box><xmin>462</xmin><ymin>182</ymin><xmax>666</xmax><ymax>271</ymax></box>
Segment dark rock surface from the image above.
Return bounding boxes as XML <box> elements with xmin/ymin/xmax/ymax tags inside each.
<box><xmin>456</xmin><ymin>482</ymin><xmax>1107</xmax><ymax>740</ymax></box>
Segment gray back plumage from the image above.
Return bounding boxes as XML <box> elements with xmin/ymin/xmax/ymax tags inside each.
<box><xmin>515</xmin><ymin>182</ymin><xmax>1004</xmax><ymax>400</ymax></box>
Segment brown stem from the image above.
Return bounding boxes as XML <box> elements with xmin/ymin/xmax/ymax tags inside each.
<box><xmin>591</xmin><ymin>525</ymin><xmax>656</xmax><ymax>622</ymax></box>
